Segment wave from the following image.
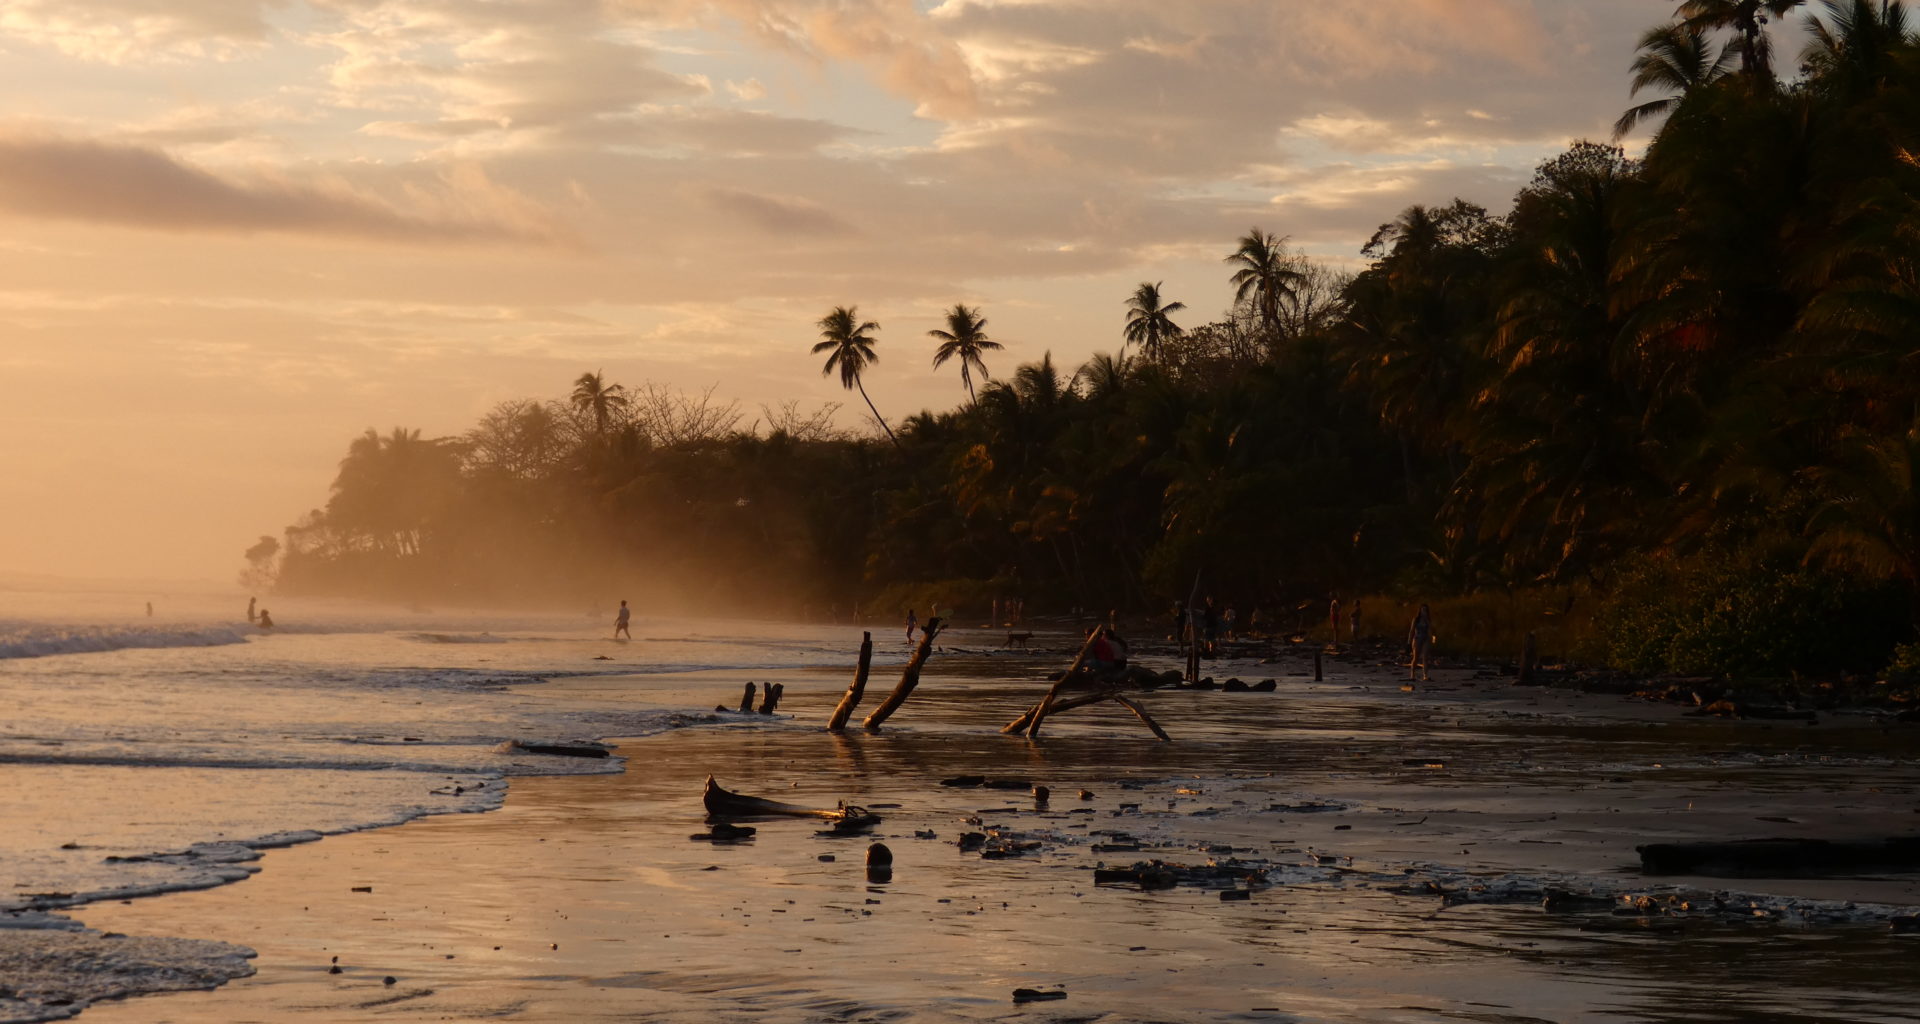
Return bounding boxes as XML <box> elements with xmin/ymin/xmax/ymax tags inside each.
<box><xmin>0</xmin><ymin>622</ymin><xmax>253</xmax><ymax>661</ymax></box>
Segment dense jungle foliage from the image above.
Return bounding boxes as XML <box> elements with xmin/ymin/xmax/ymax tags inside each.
<box><xmin>262</xmin><ymin>1</ymin><xmax>1920</xmax><ymax>678</ymax></box>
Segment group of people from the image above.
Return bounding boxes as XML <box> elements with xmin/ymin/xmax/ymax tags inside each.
<box><xmin>1168</xmin><ymin>592</ymin><xmax>1432</xmax><ymax>680</ymax></box>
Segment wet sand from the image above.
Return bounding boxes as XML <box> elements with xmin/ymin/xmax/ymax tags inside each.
<box><xmin>71</xmin><ymin>638</ymin><xmax>1920</xmax><ymax>1023</ymax></box>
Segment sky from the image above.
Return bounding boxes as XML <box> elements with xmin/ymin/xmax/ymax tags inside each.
<box><xmin>0</xmin><ymin>0</ymin><xmax>1693</xmax><ymax>582</ymax></box>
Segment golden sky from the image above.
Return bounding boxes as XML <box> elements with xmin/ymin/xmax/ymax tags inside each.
<box><xmin>0</xmin><ymin>0</ymin><xmax>1666</xmax><ymax>582</ymax></box>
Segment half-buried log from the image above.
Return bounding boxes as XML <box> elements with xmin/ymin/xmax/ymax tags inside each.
<box><xmin>702</xmin><ymin>776</ymin><xmax>881</xmax><ymax>827</ymax></box>
<box><xmin>1638</xmin><ymin>836</ymin><xmax>1920</xmax><ymax>877</ymax></box>
<box><xmin>826</xmin><ymin>632</ymin><xmax>875</xmax><ymax>731</ymax></box>
<box><xmin>862</xmin><ymin>617</ymin><xmax>942</xmax><ymax>730</ymax></box>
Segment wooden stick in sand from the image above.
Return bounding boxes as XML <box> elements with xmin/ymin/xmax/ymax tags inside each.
<box><xmin>861</xmin><ymin>617</ymin><xmax>942</xmax><ymax>730</ymax></box>
<box><xmin>826</xmin><ymin>631</ymin><xmax>875</xmax><ymax>731</ymax></box>
<box><xmin>738</xmin><ymin>681</ymin><xmax>756</xmax><ymax>714</ymax></box>
<box><xmin>1001</xmin><ymin>687</ymin><xmax>1114</xmax><ymax>734</ymax></box>
<box><xmin>1024</xmin><ymin>628</ymin><xmax>1104</xmax><ymax>739</ymax></box>
<box><xmin>1109</xmin><ymin>694</ymin><xmax>1171</xmax><ymax>742</ymax></box>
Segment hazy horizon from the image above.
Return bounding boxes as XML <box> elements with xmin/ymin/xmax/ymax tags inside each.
<box><xmin>1</xmin><ymin>1</ymin><xmax>1684</xmax><ymax>580</ymax></box>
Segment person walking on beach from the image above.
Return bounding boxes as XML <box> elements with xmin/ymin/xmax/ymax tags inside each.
<box><xmin>613</xmin><ymin>599</ymin><xmax>632</xmax><ymax>640</ymax></box>
<box><xmin>1407</xmin><ymin>603</ymin><xmax>1433</xmax><ymax>682</ymax></box>
<box><xmin>1328</xmin><ymin>593</ymin><xmax>1341</xmax><ymax>644</ymax></box>
<box><xmin>905</xmin><ymin>609</ymin><xmax>918</xmax><ymax>642</ymax></box>
<box><xmin>247</xmin><ymin>596</ymin><xmax>257</xmax><ymax>624</ymax></box>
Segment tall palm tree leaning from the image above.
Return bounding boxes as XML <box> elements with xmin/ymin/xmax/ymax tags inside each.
<box><xmin>1675</xmin><ymin>0</ymin><xmax>1806</xmax><ymax>82</ymax></box>
<box><xmin>813</xmin><ymin>305</ymin><xmax>900</xmax><ymax>448</ymax></box>
<box><xmin>928</xmin><ymin>303</ymin><xmax>1003</xmax><ymax>405</ymax></box>
<box><xmin>1123</xmin><ymin>281</ymin><xmax>1186</xmax><ymax>363</ymax></box>
<box><xmin>570</xmin><ymin>369</ymin><xmax>629</xmax><ymax>437</ymax></box>
<box><xmin>1224</xmin><ymin>227</ymin><xmax>1304</xmax><ymax>342</ymax></box>
<box><xmin>1614</xmin><ymin>22</ymin><xmax>1736</xmax><ymax>137</ymax></box>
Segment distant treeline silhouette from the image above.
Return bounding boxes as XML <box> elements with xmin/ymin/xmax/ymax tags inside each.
<box><xmin>266</xmin><ymin>2</ymin><xmax>1920</xmax><ymax>678</ymax></box>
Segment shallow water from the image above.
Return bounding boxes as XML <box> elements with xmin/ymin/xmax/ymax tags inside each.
<box><xmin>5</xmin><ymin>588</ymin><xmax>1918</xmax><ymax>1023</ymax></box>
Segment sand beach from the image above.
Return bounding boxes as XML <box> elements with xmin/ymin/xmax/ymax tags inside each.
<box><xmin>46</xmin><ymin>632</ymin><xmax>1920</xmax><ymax>1024</ymax></box>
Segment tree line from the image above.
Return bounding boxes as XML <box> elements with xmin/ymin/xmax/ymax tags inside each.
<box><xmin>266</xmin><ymin>0</ymin><xmax>1920</xmax><ymax>678</ymax></box>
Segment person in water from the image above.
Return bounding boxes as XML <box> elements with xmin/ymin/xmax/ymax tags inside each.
<box><xmin>257</xmin><ymin>609</ymin><xmax>275</xmax><ymax>629</ymax></box>
<box><xmin>1407</xmin><ymin>603</ymin><xmax>1433</xmax><ymax>682</ymax></box>
<box><xmin>614</xmin><ymin>599</ymin><xmax>632</xmax><ymax>640</ymax></box>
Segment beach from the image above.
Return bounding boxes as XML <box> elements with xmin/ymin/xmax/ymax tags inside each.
<box><xmin>7</xmin><ymin>607</ymin><xmax>1913</xmax><ymax>1024</ymax></box>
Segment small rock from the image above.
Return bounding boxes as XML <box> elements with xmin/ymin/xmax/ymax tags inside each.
<box><xmin>866</xmin><ymin>843</ymin><xmax>894</xmax><ymax>867</ymax></box>
<box><xmin>1220</xmin><ymin>890</ymin><xmax>1251</xmax><ymax>902</ymax></box>
<box><xmin>328</xmin><ymin>965</ymin><xmax>342</xmax><ymax>975</ymax></box>
<box><xmin>1012</xmin><ymin>988</ymin><xmax>1067</xmax><ymax>1003</ymax></box>
<box><xmin>383</xmin><ymin>976</ymin><xmax>397</xmax><ymax>986</ymax></box>
<box><xmin>1078</xmin><ymin>789</ymin><xmax>1094</xmax><ymax>800</ymax></box>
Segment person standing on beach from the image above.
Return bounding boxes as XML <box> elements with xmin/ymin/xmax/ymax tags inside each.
<box><xmin>1328</xmin><ymin>594</ymin><xmax>1341</xmax><ymax>644</ymax></box>
<box><xmin>1407</xmin><ymin>603</ymin><xmax>1433</xmax><ymax>681</ymax></box>
<box><xmin>145</xmin><ymin>602</ymin><xmax>153</xmax><ymax>618</ymax></box>
<box><xmin>613</xmin><ymin>599</ymin><xmax>632</xmax><ymax>640</ymax></box>
<box><xmin>247</xmin><ymin>597</ymin><xmax>257</xmax><ymax>624</ymax></box>
<box><xmin>1223</xmin><ymin>606</ymin><xmax>1237</xmax><ymax>642</ymax></box>
<box><xmin>905</xmin><ymin>609</ymin><xmax>917</xmax><ymax>642</ymax></box>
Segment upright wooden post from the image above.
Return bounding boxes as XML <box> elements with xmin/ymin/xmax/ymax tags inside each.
<box><xmin>862</xmin><ymin>618</ymin><xmax>942</xmax><ymax>730</ymax></box>
<box><xmin>827</xmin><ymin>632</ymin><xmax>875</xmax><ymax>731</ymax></box>
<box><xmin>1314</xmin><ymin>649</ymin><xmax>1323</xmax><ymax>681</ymax></box>
<box><xmin>738</xmin><ymin>681</ymin><xmax>756</xmax><ymax>714</ymax></box>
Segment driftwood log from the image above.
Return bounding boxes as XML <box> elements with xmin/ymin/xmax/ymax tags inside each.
<box><xmin>1024</xmin><ymin>629</ymin><xmax>1104</xmax><ymax>739</ymax></box>
<box><xmin>862</xmin><ymin>617</ymin><xmax>942</xmax><ymax>730</ymax></box>
<box><xmin>1638</xmin><ymin>837</ymin><xmax>1920</xmax><ymax>877</ymax></box>
<box><xmin>826</xmin><ymin>631</ymin><xmax>875</xmax><ymax>731</ymax></box>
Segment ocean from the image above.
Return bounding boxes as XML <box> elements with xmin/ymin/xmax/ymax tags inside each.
<box><xmin>0</xmin><ymin>578</ymin><xmax>858</xmax><ymax>1022</ymax></box>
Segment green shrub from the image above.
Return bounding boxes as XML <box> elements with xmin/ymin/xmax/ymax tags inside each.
<box><xmin>1886</xmin><ymin>642</ymin><xmax>1920</xmax><ymax>686</ymax></box>
<box><xmin>1592</xmin><ymin>548</ymin><xmax>1910</xmax><ymax>678</ymax></box>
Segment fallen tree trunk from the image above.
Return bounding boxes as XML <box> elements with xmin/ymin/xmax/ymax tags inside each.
<box><xmin>1025</xmin><ymin>628</ymin><xmax>1104</xmax><ymax>739</ymax></box>
<box><xmin>862</xmin><ymin>617</ymin><xmax>942</xmax><ymax>730</ymax></box>
<box><xmin>1638</xmin><ymin>836</ymin><xmax>1920</xmax><ymax>877</ymax></box>
<box><xmin>702</xmin><ymin>776</ymin><xmax>880</xmax><ymax>826</ymax></box>
<box><xmin>826</xmin><ymin>632</ymin><xmax>874</xmax><ymax>731</ymax></box>
<box><xmin>1002</xmin><ymin>688</ymin><xmax>1119</xmax><ymax>734</ymax></box>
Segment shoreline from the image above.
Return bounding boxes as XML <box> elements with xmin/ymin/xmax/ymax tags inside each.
<box><xmin>56</xmin><ymin>650</ymin><xmax>1920</xmax><ymax>1024</ymax></box>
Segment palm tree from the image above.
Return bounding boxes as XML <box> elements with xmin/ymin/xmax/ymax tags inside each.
<box><xmin>1676</xmin><ymin>0</ymin><xmax>1806</xmax><ymax>81</ymax></box>
<box><xmin>1614</xmin><ymin>22</ymin><xmax>1737</xmax><ymax>137</ymax></box>
<box><xmin>570</xmin><ymin>370</ymin><xmax>629</xmax><ymax>437</ymax></box>
<box><xmin>813</xmin><ymin>305</ymin><xmax>899</xmax><ymax>448</ymax></box>
<box><xmin>1123</xmin><ymin>282</ymin><xmax>1186</xmax><ymax>362</ymax></box>
<box><xmin>1804</xmin><ymin>415</ymin><xmax>1920</xmax><ymax>626</ymax></box>
<box><xmin>1802</xmin><ymin>0</ymin><xmax>1914</xmax><ymax>96</ymax></box>
<box><xmin>1224</xmin><ymin>228</ymin><xmax>1304</xmax><ymax>342</ymax></box>
<box><xmin>928</xmin><ymin>304</ymin><xmax>1003</xmax><ymax>404</ymax></box>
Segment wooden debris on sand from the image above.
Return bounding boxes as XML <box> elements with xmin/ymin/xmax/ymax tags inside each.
<box><xmin>702</xmin><ymin>775</ymin><xmax>882</xmax><ymax>828</ymax></box>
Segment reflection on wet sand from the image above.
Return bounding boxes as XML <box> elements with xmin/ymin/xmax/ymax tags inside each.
<box><xmin>77</xmin><ymin>647</ymin><xmax>1920</xmax><ymax>1024</ymax></box>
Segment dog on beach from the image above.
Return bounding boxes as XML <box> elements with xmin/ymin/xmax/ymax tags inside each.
<box><xmin>1002</xmin><ymin>631</ymin><xmax>1033</xmax><ymax>649</ymax></box>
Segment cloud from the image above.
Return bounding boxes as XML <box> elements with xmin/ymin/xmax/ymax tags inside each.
<box><xmin>0</xmin><ymin>130</ymin><xmax>566</xmax><ymax>245</ymax></box>
<box><xmin>695</xmin><ymin>184</ymin><xmax>857</xmax><ymax>235</ymax></box>
<box><xmin>0</xmin><ymin>0</ymin><xmax>282</xmax><ymax>62</ymax></box>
